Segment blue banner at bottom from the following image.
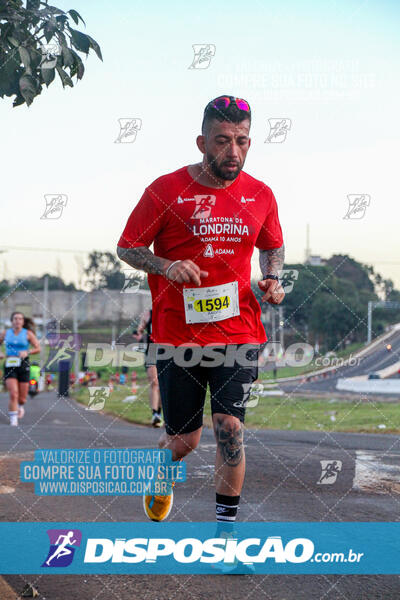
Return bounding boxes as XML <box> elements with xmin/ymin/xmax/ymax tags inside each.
<box><xmin>0</xmin><ymin>522</ymin><xmax>398</xmax><ymax>574</ymax></box>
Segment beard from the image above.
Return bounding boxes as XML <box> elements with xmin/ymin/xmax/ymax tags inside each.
<box><xmin>206</xmin><ymin>151</ymin><xmax>242</xmax><ymax>181</ymax></box>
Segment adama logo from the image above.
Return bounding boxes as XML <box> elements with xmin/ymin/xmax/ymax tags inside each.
<box><xmin>42</xmin><ymin>529</ymin><xmax>82</xmax><ymax>567</ymax></box>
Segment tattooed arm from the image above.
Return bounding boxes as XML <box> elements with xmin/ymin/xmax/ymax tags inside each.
<box><xmin>259</xmin><ymin>243</ymin><xmax>285</xmax><ymax>278</ymax></box>
<box><xmin>117</xmin><ymin>245</ymin><xmax>172</xmax><ymax>276</ymax></box>
<box><xmin>116</xmin><ymin>245</ymin><xmax>208</xmax><ymax>286</ymax></box>
<box><xmin>258</xmin><ymin>244</ymin><xmax>285</xmax><ymax>305</ymax></box>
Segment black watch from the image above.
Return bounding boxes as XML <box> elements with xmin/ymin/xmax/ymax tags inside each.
<box><xmin>263</xmin><ymin>274</ymin><xmax>279</xmax><ymax>281</ymax></box>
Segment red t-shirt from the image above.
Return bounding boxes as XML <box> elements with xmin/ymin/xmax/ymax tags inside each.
<box><xmin>118</xmin><ymin>166</ymin><xmax>283</xmax><ymax>346</ymax></box>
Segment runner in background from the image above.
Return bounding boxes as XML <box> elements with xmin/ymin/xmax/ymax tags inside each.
<box><xmin>133</xmin><ymin>309</ymin><xmax>163</xmax><ymax>427</ymax></box>
<box><xmin>0</xmin><ymin>312</ymin><xmax>41</xmax><ymax>426</ymax></box>
<box><xmin>45</xmin><ymin>373</ymin><xmax>53</xmax><ymax>391</ymax></box>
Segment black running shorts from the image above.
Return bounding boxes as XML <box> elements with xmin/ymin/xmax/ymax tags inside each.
<box><xmin>156</xmin><ymin>344</ymin><xmax>260</xmax><ymax>435</ymax></box>
<box><xmin>3</xmin><ymin>358</ymin><xmax>30</xmax><ymax>383</ymax></box>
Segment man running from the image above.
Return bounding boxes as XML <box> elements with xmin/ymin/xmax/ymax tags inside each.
<box><xmin>117</xmin><ymin>95</ymin><xmax>285</xmax><ymax>523</ymax></box>
<box><xmin>133</xmin><ymin>308</ymin><xmax>163</xmax><ymax>427</ymax></box>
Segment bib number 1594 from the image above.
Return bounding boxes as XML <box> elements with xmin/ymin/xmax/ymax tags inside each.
<box><xmin>194</xmin><ymin>296</ymin><xmax>230</xmax><ymax>313</ymax></box>
<box><xmin>183</xmin><ymin>281</ymin><xmax>240</xmax><ymax>324</ymax></box>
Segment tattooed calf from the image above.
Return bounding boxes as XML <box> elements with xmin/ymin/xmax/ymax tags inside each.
<box><xmin>216</xmin><ymin>420</ymin><xmax>244</xmax><ymax>466</ymax></box>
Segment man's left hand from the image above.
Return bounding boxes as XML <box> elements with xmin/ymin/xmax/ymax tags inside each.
<box><xmin>258</xmin><ymin>278</ymin><xmax>285</xmax><ymax>305</ymax></box>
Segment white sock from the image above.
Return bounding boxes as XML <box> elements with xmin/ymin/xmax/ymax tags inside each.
<box><xmin>9</xmin><ymin>411</ymin><xmax>18</xmax><ymax>426</ymax></box>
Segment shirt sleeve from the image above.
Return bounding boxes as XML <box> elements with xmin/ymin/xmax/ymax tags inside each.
<box><xmin>255</xmin><ymin>187</ymin><xmax>284</xmax><ymax>250</ymax></box>
<box><xmin>118</xmin><ymin>186</ymin><xmax>167</xmax><ymax>249</ymax></box>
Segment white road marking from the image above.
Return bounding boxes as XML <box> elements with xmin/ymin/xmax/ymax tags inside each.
<box><xmin>353</xmin><ymin>450</ymin><xmax>400</xmax><ymax>495</ymax></box>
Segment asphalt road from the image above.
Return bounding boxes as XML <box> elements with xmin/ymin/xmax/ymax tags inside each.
<box><xmin>279</xmin><ymin>328</ymin><xmax>400</xmax><ymax>395</ymax></box>
<box><xmin>1</xmin><ymin>391</ymin><xmax>400</xmax><ymax>599</ymax></box>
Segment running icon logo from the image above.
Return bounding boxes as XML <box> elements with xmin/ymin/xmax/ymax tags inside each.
<box><xmin>87</xmin><ymin>386</ymin><xmax>111</xmax><ymax>411</ymax></box>
<box><xmin>188</xmin><ymin>44</ymin><xmax>216</xmax><ymax>69</ymax></box>
<box><xmin>343</xmin><ymin>194</ymin><xmax>370</xmax><ymax>220</ymax></box>
<box><xmin>278</xmin><ymin>269</ymin><xmax>299</xmax><ymax>293</ymax></box>
<box><xmin>191</xmin><ymin>195</ymin><xmax>216</xmax><ymax>219</ymax></box>
<box><xmin>41</xmin><ymin>194</ymin><xmax>68</xmax><ymax>220</ymax></box>
<box><xmin>265</xmin><ymin>118</ymin><xmax>292</xmax><ymax>143</ymax></box>
<box><xmin>234</xmin><ymin>382</ymin><xmax>264</xmax><ymax>408</ymax></box>
<box><xmin>40</xmin><ymin>42</ymin><xmax>61</xmax><ymax>69</ymax></box>
<box><xmin>121</xmin><ymin>268</ymin><xmax>145</xmax><ymax>293</ymax></box>
<box><xmin>317</xmin><ymin>460</ymin><xmax>342</xmax><ymax>485</ymax></box>
<box><xmin>42</xmin><ymin>529</ymin><xmax>82</xmax><ymax>567</ymax></box>
<box><xmin>115</xmin><ymin>118</ymin><xmax>142</xmax><ymax>143</ymax></box>
<box><xmin>45</xmin><ymin>334</ymin><xmax>82</xmax><ymax>371</ymax></box>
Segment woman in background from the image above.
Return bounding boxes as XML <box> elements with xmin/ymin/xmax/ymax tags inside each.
<box><xmin>0</xmin><ymin>312</ymin><xmax>40</xmax><ymax>426</ymax></box>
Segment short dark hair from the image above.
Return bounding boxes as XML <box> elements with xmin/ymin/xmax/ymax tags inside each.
<box><xmin>202</xmin><ymin>95</ymin><xmax>251</xmax><ymax>135</ymax></box>
<box><xmin>10</xmin><ymin>311</ymin><xmax>24</xmax><ymax>321</ymax></box>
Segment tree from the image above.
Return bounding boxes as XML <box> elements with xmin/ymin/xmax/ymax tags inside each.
<box><xmin>21</xmin><ymin>273</ymin><xmax>76</xmax><ymax>290</ymax></box>
<box><xmin>326</xmin><ymin>254</ymin><xmax>374</xmax><ymax>292</ymax></box>
<box><xmin>0</xmin><ymin>278</ymin><xmax>10</xmax><ymax>296</ymax></box>
<box><xmin>0</xmin><ymin>0</ymin><xmax>102</xmax><ymax>107</ymax></box>
<box><xmin>252</xmin><ymin>255</ymin><xmax>400</xmax><ymax>351</ymax></box>
<box><xmin>85</xmin><ymin>251</ymin><xmax>125</xmax><ymax>290</ymax></box>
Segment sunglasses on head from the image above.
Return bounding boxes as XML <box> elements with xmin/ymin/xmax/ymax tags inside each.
<box><xmin>208</xmin><ymin>95</ymin><xmax>251</xmax><ymax>113</ymax></box>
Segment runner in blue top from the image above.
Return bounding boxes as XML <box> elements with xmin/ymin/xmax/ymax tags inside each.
<box><xmin>0</xmin><ymin>312</ymin><xmax>40</xmax><ymax>426</ymax></box>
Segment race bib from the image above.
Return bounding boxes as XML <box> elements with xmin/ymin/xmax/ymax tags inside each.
<box><xmin>5</xmin><ymin>356</ymin><xmax>21</xmax><ymax>367</ymax></box>
<box><xmin>183</xmin><ymin>281</ymin><xmax>240</xmax><ymax>324</ymax></box>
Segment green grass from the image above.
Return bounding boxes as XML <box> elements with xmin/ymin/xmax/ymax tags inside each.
<box><xmin>75</xmin><ymin>373</ymin><xmax>153</xmax><ymax>425</ymax></box>
<box><xmin>74</xmin><ymin>377</ymin><xmax>400</xmax><ymax>433</ymax></box>
<box><xmin>244</xmin><ymin>396</ymin><xmax>400</xmax><ymax>433</ymax></box>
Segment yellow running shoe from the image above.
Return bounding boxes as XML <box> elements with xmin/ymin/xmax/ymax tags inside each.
<box><xmin>143</xmin><ymin>487</ymin><xmax>174</xmax><ymax>522</ymax></box>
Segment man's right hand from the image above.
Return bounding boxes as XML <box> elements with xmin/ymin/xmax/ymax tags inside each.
<box><xmin>165</xmin><ymin>259</ymin><xmax>208</xmax><ymax>286</ymax></box>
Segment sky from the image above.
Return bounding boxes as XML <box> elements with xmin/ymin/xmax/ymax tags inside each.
<box><xmin>1</xmin><ymin>0</ymin><xmax>399</xmax><ymax>289</ymax></box>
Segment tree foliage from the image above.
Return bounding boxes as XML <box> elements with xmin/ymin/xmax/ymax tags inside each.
<box><xmin>258</xmin><ymin>254</ymin><xmax>400</xmax><ymax>352</ymax></box>
<box><xmin>0</xmin><ymin>0</ymin><xmax>102</xmax><ymax>106</ymax></box>
<box><xmin>0</xmin><ymin>274</ymin><xmax>76</xmax><ymax>294</ymax></box>
<box><xmin>84</xmin><ymin>251</ymin><xmax>125</xmax><ymax>290</ymax></box>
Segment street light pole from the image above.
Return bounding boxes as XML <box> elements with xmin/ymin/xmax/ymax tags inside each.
<box><xmin>367</xmin><ymin>301</ymin><xmax>372</xmax><ymax>345</ymax></box>
<box><xmin>41</xmin><ymin>275</ymin><xmax>49</xmax><ymax>368</ymax></box>
<box><xmin>73</xmin><ymin>292</ymin><xmax>79</xmax><ymax>378</ymax></box>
